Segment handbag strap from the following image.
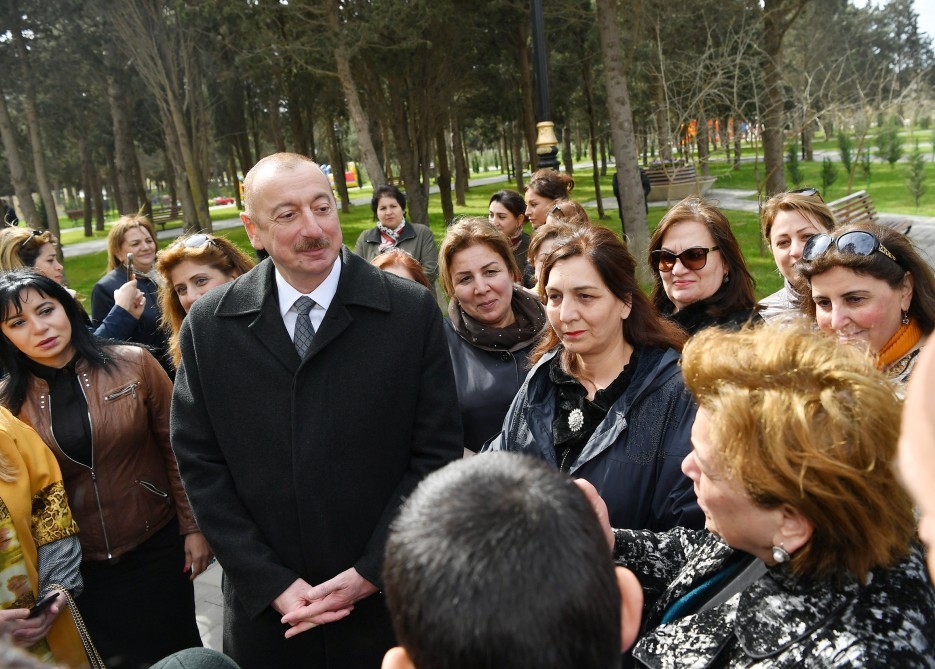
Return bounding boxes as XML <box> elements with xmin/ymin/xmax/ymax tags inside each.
<box><xmin>48</xmin><ymin>584</ymin><xmax>107</xmax><ymax>669</ymax></box>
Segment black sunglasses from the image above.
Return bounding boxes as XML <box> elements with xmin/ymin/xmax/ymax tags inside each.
<box><xmin>652</xmin><ymin>246</ymin><xmax>719</xmax><ymax>272</ymax></box>
<box><xmin>789</xmin><ymin>187</ymin><xmax>824</xmax><ymax>203</ymax></box>
<box><xmin>801</xmin><ymin>231</ymin><xmax>898</xmax><ymax>264</ymax></box>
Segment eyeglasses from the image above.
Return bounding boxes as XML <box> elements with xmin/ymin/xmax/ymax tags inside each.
<box><xmin>652</xmin><ymin>246</ymin><xmax>720</xmax><ymax>272</ymax></box>
<box><xmin>789</xmin><ymin>187</ymin><xmax>824</xmax><ymax>202</ymax></box>
<box><xmin>801</xmin><ymin>231</ymin><xmax>898</xmax><ymax>264</ymax></box>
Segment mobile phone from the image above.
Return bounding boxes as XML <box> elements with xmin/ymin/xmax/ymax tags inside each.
<box><xmin>27</xmin><ymin>591</ymin><xmax>60</xmax><ymax>618</ymax></box>
<box><xmin>126</xmin><ymin>252</ymin><xmax>135</xmax><ymax>281</ymax></box>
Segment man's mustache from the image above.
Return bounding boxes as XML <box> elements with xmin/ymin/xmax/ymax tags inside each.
<box><xmin>293</xmin><ymin>238</ymin><xmax>331</xmax><ymax>252</ymax></box>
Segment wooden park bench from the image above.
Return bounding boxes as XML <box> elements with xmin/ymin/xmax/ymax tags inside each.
<box><xmin>827</xmin><ymin>190</ymin><xmax>911</xmax><ymax>236</ymax></box>
<box><xmin>645</xmin><ymin>164</ymin><xmax>716</xmax><ymax>203</ymax></box>
<box><xmin>149</xmin><ymin>208</ymin><xmax>182</xmax><ymax>231</ymax></box>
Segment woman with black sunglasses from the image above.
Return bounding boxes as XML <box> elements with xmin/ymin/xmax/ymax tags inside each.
<box><xmin>796</xmin><ymin>222</ymin><xmax>935</xmax><ymax>390</ymax></box>
<box><xmin>648</xmin><ymin>196</ymin><xmax>758</xmax><ymax>335</ymax></box>
<box><xmin>155</xmin><ymin>233</ymin><xmax>255</xmax><ymax>368</ymax></box>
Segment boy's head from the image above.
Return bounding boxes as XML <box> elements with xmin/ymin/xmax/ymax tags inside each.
<box><xmin>382</xmin><ymin>452</ymin><xmax>642</xmax><ymax>669</ymax></box>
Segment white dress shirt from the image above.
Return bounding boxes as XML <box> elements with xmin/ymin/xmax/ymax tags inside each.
<box><xmin>275</xmin><ymin>258</ymin><xmax>342</xmax><ymax>339</ymax></box>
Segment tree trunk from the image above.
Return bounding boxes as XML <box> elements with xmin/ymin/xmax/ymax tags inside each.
<box><xmin>803</xmin><ymin>119</ymin><xmax>814</xmax><ymax>161</ymax></box>
<box><xmin>92</xmin><ymin>159</ymin><xmax>105</xmax><ymax>232</ymax></box>
<box><xmin>697</xmin><ymin>112</ymin><xmax>710</xmax><ymax>177</ymax></box>
<box><xmin>108</xmin><ymin>73</ymin><xmax>140</xmax><ymax>214</ymax></box>
<box><xmin>269</xmin><ymin>91</ymin><xmax>287</xmax><ymax>153</ymax></box>
<box><xmin>0</xmin><ymin>86</ymin><xmax>41</xmax><ymax>227</ymax></box>
<box><xmin>451</xmin><ymin>112</ymin><xmax>468</xmax><ymax>206</ymax></box>
<box><xmin>10</xmin><ymin>13</ymin><xmax>59</xmax><ymax>238</ymax></box>
<box><xmin>762</xmin><ymin>0</ymin><xmax>788</xmax><ymax>195</ymax></box>
<box><xmin>599</xmin><ymin>132</ymin><xmax>608</xmax><ymax>176</ymax></box>
<box><xmin>435</xmin><ymin>127</ymin><xmax>454</xmax><ymax>224</ymax></box>
<box><xmin>563</xmin><ymin>125</ymin><xmax>574</xmax><ymax>174</ymax></box>
<box><xmin>329</xmin><ymin>0</ymin><xmax>386</xmax><ymax>187</ymax></box>
<box><xmin>80</xmin><ymin>137</ymin><xmax>94</xmax><ymax>237</ymax></box>
<box><xmin>596</xmin><ymin>0</ymin><xmax>651</xmax><ymax>283</ymax></box>
<box><xmin>512</xmin><ymin>122</ymin><xmax>525</xmax><ymax>192</ymax></box>
<box><xmin>582</xmin><ymin>57</ymin><xmax>604</xmax><ymax>220</ymax></box>
<box><xmin>326</xmin><ymin>117</ymin><xmax>350</xmax><ymax>213</ymax></box>
<box><xmin>732</xmin><ymin>116</ymin><xmax>742</xmax><ymax>168</ymax></box>
<box><xmin>655</xmin><ymin>83</ymin><xmax>672</xmax><ymax>163</ymax></box>
<box><xmin>517</xmin><ymin>21</ymin><xmax>537</xmax><ymax>174</ymax></box>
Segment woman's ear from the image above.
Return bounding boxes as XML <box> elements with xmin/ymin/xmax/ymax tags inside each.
<box><xmin>616</xmin><ymin>566</ymin><xmax>644</xmax><ymax>652</ymax></box>
<box><xmin>777</xmin><ymin>504</ymin><xmax>814</xmax><ymax>556</ymax></box>
<box><xmin>382</xmin><ymin>646</ymin><xmax>416</xmax><ymax>669</ymax></box>
<box><xmin>901</xmin><ymin>271</ymin><xmax>915</xmax><ymax>313</ymax></box>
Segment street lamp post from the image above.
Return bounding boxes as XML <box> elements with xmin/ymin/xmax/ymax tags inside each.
<box><xmin>530</xmin><ymin>0</ymin><xmax>559</xmax><ymax>171</ymax></box>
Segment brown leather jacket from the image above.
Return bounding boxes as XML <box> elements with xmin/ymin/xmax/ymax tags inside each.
<box><xmin>16</xmin><ymin>345</ymin><xmax>197</xmax><ymax>561</ymax></box>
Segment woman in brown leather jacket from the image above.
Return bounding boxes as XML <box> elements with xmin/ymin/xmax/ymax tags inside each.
<box><xmin>0</xmin><ymin>269</ymin><xmax>210</xmax><ymax>669</ymax></box>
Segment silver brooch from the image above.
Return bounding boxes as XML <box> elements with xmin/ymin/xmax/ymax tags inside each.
<box><xmin>568</xmin><ymin>408</ymin><xmax>584</xmax><ymax>433</ymax></box>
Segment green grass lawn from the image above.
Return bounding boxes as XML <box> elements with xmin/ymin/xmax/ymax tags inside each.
<box><xmin>63</xmin><ymin>174</ymin><xmax>783</xmax><ymax>306</ymax></box>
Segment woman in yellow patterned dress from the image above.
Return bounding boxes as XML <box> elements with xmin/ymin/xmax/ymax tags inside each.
<box><xmin>0</xmin><ymin>404</ymin><xmax>87</xmax><ymax>667</ymax></box>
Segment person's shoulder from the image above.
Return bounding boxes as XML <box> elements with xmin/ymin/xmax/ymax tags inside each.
<box><xmin>93</xmin><ymin>267</ymin><xmax>122</xmax><ymax>291</ymax></box>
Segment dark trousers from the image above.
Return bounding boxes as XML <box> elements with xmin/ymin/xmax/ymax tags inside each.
<box><xmin>77</xmin><ymin>518</ymin><xmax>203</xmax><ymax>669</ymax></box>
<box><xmin>222</xmin><ymin>573</ymin><xmax>396</xmax><ymax>669</ymax></box>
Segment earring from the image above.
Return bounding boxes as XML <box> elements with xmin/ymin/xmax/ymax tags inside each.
<box><xmin>771</xmin><ymin>543</ymin><xmax>791</xmax><ymax>564</ymax></box>
<box><xmin>723</xmin><ymin>274</ymin><xmax>730</xmax><ymax>284</ymax></box>
<box><xmin>902</xmin><ymin>311</ymin><xmax>910</xmax><ymax>325</ymax></box>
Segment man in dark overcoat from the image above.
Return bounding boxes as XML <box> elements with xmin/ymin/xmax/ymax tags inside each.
<box><xmin>170</xmin><ymin>153</ymin><xmax>462</xmax><ymax>668</ymax></box>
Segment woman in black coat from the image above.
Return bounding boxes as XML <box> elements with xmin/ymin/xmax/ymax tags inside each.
<box><xmin>439</xmin><ymin>218</ymin><xmax>546</xmax><ymax>453</ymax></box>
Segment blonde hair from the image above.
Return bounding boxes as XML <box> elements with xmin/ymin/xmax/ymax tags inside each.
<box><xmin>759</xmin><ymin>190</ymin><xmax>836</xmax><ymax>244</ymax></box>
<box><xmin>681</xmin><ymin>323</ymin><xmax>915</xmax><ymax>581</ymax></box>
<box><xmin>106</xmin><ymin>215</ymin><xmax>158</xmax><ymax>271</ymax></box>
<box><xmin>0</xmin><ymin>228</ymin><xmax>54</xmax><ymax>270</ymax></box>
<box><xmin>155</xmin><ymin>234</ymin><xmax>255</xmax><ymax>366</ymax></box>
<box><xmin>438</xmin><ymin>218</ymin><xmax>520</xmax><ymax>298</ymax></box>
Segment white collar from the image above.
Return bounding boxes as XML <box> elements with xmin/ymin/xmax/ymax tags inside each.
<box><xmin>275</xmin><ymin>256</ymin><xmax>342</xmax><ymax>318</ymax></box>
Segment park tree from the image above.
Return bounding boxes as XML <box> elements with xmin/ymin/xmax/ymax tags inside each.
<box><xmin>596</xmin><ymin>0</ymin><xmax>650</xmax><ymax>282</ymax></box>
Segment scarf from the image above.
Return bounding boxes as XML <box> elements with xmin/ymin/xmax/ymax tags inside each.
<box><xmin>448</xmin><ymin>287</ymin><xmax>546</xmax><ymax>351</ymax></box>
<box><xmin>509</xmin><ymin>230</ymin><xmax>523</xmax><ymax>250</ymax></box>
<box><xmin>877</xmin><ymin>317</ymin><xmax>922</xmax><ymax>369</ymax></box>
<box><xmin>378</xmin><ymin>220</ymin><xmax>406</xmax><ymax>253</ymax></box>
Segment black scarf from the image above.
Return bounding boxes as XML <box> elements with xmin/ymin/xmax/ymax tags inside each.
<box><xmin>448</xmin><ymin>287</ymin><xmax>546</xmax><ymax>352</ymax></box>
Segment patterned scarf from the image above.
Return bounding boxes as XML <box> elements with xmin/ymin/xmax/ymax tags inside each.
<box><xmin>378</xmin><ymin>220</ymin><xmax>406</xmax><ymax>253</ymax></box>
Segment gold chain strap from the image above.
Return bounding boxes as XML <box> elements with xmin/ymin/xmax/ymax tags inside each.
<box><xmin>47</xmin><ymin>584</ymin><xmax>106</xmax><ymax>669</ymax></box>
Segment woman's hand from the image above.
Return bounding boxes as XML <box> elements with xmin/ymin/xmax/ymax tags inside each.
<box><xmin>184</xmin><ymin>532</ymin><xmax>213</xmax><ymax>581</ymax></box>
<box><xmin>113</xmin><ymin>279</ymin><xmax>146</xmax><ymax>319</ymax></box>
<box><xmin>0</xmin><ymin>590</ymin><xmax>66</xmax><ymax>646</ymax></box>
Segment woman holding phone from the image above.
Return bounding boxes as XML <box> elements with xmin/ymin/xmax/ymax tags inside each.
<box><xmin>0</xmin><ymin>270</ymin><xmax>208</xmax><ymax>668</ymax></box>
<box><xmin>91</xmin><ymin>215</ymin><xmax>170</xmax><ymax>372</ymax></box>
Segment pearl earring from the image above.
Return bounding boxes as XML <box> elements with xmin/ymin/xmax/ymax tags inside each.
<box><xmin>771</xmin><ymin>543</ymin><xmax>791</xmax><ymax>564</ymax></box>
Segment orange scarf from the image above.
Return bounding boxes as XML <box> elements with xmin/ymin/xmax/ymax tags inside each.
<box><xmin>877</xmin><ymin>317</ymin><xmax>922</xmax><ymax>369</ymax></box>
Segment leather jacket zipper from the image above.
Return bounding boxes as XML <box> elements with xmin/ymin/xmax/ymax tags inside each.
<box><xmin>46</xmin><ymin>377</ymin><xmax>115</xmax><ymax>560</ymax></box>
<box><xmin>104</xmin><ymin>382</ymin><xmax>139</xmax><ymax>401</ymax></box>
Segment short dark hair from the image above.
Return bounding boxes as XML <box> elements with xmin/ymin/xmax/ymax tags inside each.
<box><xmin>0</xmin><ymin>270</ymin><xmax>117</xmax><ymax>413</ymax></box>
<box><xmin>488</xmin><ymin>189</ymin><xmax>526</xmax><ymax>217</ymax></box>
<box><xmin>371</xmin><ymin>184</ymin><xmax>407</xmax><ymax>217</ymax></box>
<box><xmin>383</xmin><ymin>452</ymin><xmax>621</xmax><ymax>669</ymax></box>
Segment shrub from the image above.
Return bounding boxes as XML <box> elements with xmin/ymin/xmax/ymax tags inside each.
<box><xmin>906</xmin><ymin>142</ymin><xmax>928</xmax><ymax>208</ymax></box>
<box><xmin>821</xmin><ymin>157</ymin><xmax>838</xmax><ymax>196</ymax></box>
<box><xmin>786</xmin><ymin>142</ymin><xmax>803</xmax><ymax>187</ymax></box>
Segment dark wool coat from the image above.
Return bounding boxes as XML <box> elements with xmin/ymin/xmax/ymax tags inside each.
<box><xmin>91</xmin><ymin>268</ymin><xmax>170</xmax><ymax>371</ymax></box>
<box><xmin>486</xmin><ymin>346</ymin><xmax>703</xmax><ymax>532</ymax></box>
<box><xmin>615</xmin><ymin>528</ymin><xmax>935</xmax><ymax>668</ymax></box>
<box><xmin>171</xmin><ymin>249</ymin><xmax>462</xmax><ymax>669</ymax></box>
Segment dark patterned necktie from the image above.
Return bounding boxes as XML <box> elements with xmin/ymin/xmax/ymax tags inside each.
<box><xmin>293</xmin><ymin>296</ymin><xmax>317</xmax><ymax>357</ymax></box>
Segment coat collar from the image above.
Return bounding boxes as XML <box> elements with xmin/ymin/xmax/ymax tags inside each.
<box><xmin>361</xmin><ymin>220</ymin><xmax>416</xmax><ymax>245</ymax></box>
<box><xmin>213</xmin><ymin>248</ymin><xmax>392</xmax><ymax>372</ymax></box>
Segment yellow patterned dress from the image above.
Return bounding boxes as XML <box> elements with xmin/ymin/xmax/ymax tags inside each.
<box><xmin>0</xmin><ymin>406</ymin><xmax>85</xmax><ymax>667</ymax></box>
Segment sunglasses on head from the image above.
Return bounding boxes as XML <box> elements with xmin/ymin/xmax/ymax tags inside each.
<box><xmin>789</xmin><ymin>187</ymin><xmax>824</xmax><ymax>202</ymax></box>
<box><xmin>22</xmin><ymin>229</ymin><xmax>44</xmax><ymax>247</ymax></box>
<box><xmin>652</xmin><ymin>246</ymin><xmax>719</xmax><ymax>272</ymax></box>
<box><xmin>801</xmin><ymin>230</ymin><xmax>899</xmax><ymax>264</ymax></box>
<box><xmin>175</xmin><ymin>233</ymin><xmax>216</xmax><ymax>249</ymax></box>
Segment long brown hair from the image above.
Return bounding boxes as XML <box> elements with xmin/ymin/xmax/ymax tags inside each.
<box><xmin>532</xmin><ymin>225</ymin><xmax>687</xmax><ymax>375</ymax></box>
